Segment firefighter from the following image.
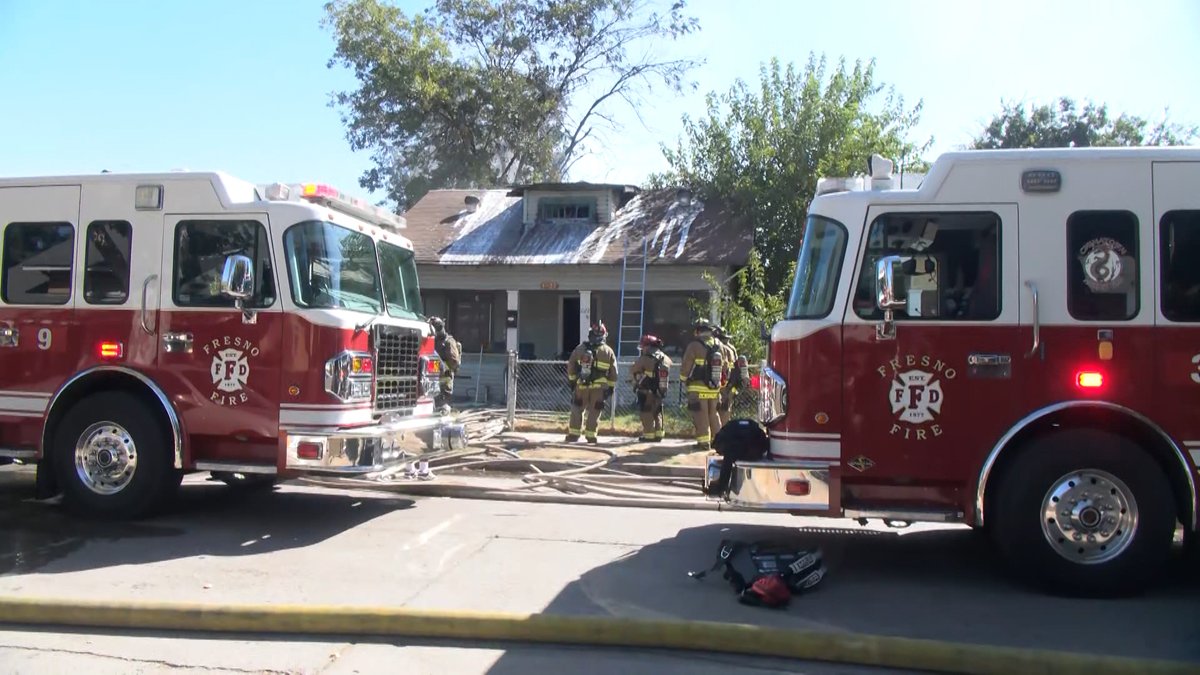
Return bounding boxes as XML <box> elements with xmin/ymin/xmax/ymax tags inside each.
<box><xmin>630</xmin><ymin>334</ymin><xmax>672</xmax><ymax>442</ymax></box>
<box><xmin>713</xmin><ymin>325</ymin><xmax>743</xmax><ymax>429</ymax></box>
<box><xmin>428</xmin><ymin>317</ymin><xmax>461</xmax><ymax>415</ymax></box>
<box><xmin>566</xmin><ymin>322</ymin><xmax>617</xmax><ymax>444</ymax></box>
<box><xmin>681</xmin><ymin>318</ymin><xmax>725</xmax><ymax>450</ymax></box>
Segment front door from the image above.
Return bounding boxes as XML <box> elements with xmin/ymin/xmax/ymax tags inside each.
<box><xmin>157</xmin><ymin>215</ymin><xmax>283</xmax><ymax>466</ymax></box>
<box><xmin>451</xmin><ymin>292</ymin><xmax>492</xmax><ymax>355</ymax></box>
<box><xmin>1152</xmin><ymin>161</ymin><xmax>1200</xmax><ymax>468</ymax></box>
<box><xmin>841</xmin><ymin>204</ymin><xmax>1021</xmax><ymax>506</ymax></box>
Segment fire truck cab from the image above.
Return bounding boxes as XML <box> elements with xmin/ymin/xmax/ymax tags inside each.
<box><xmin>711</xmin><ymin>148</ymin><xmax>1200</xmax><ymax>596</ymax></box>
<box><xmin>0</xmin><ymin>172</ymin><xmax>464</xmax><ymax>518</ymax></box>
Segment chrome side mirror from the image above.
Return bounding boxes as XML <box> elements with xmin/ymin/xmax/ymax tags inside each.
<box><xmin>221</xmin><ymin>254</ymin><xmax>254</xmax><ymax>300</ymax></box>
<box><xmin>221</xmin><ymin>254</ymin><xmax>257</xmax><ymax>324</ymax></box>
<box><xmin>874</xmin><ymin>255</ymin><xmax>910</xmax><ymax>341</ymax></box>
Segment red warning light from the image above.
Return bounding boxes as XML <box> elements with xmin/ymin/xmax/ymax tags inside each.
<box><xmin>1076</xmin><ymin>371</ymin><xmax>1104</xmax><ymax>389</ymax></box>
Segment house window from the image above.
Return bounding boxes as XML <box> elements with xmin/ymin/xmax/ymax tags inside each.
<box><xmin>538</xmin><ymin>197</ymin><xmax>595</xmax><ymax>221</ymax></box>
<box><xmin>646</xmin><ymin>292</ymin><xmax>702</xmax><ymax>356</ymax></box>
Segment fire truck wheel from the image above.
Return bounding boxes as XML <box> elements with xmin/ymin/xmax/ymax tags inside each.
<box><xmin>992</xmin><ymin>429</ymin><xmax>1176</xmax><ymax>597</ymax></box>
<box><xmin>211</xmin><ymin>471</ymin><xmax>278</xmax><ymax>491</ymax></box>
<box><xmin>53</xmin><ymin>391</ymin><xmax>176</xmax><ymax>519</ymax></box>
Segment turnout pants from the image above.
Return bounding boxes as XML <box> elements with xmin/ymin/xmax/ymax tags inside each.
<box><xmin>717</xmin><ymin>385</ymin><xmax>737</xmax><ymax>429</ymax></box>
<box><xmin>569</xmin><ymin>386</ymin><xmax>605</xmax><ymax>439</ymax></box>
<box><xmin>687</xmin><ymin>389</ymin><xmax>721</xmax><ymax>449</ymax></box>
<box><xmin>435</xmin><ymin>374</ymin><xmax>454</xmax><ymax>411</ymax></box>
<box><xmin>637</xmin><ymin>390</ymin><xmax>665</xmax><ymax>440</ymax></box>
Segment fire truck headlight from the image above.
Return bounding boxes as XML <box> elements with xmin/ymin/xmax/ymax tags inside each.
<box><xmin>758</xmin><ymin>365</ymin><xmax>787</xmax><ymax>425</ymax></box>
<box><xmin>324</xmin><ymin>351</ymin><xmax>374</xmax><ymax>402</ymax></box>
<box><xmin>419</xmin><ymin>356</ymin><xmax>441</xmax><ymax>398</ymax></box>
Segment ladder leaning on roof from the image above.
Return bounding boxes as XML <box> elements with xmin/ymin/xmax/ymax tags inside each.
<box><xmin>615</xmin><ymin>221</ymin><xmax>649</xmax><ymax>362</ymax></box>
<box><xmin>611</xmin><ymin>221</ymin><xmax>649</xmax><ymax>427</ymax></box>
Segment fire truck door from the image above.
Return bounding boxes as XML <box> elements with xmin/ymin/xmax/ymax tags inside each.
<box><xmin>842</xmin><ymin>204</ymin><xmax>1022</xmax><ymax>491</ymax></box>
<box><xmin>157</xmin><ymin>214</ymin><xmax>283</xmax><ymax>465</ymax></box>
<box><xmin>1152</xmin><ymin>161</ymin><xmax>1200</xmax><ymax>475</ymax></box>
<box><xmin>1018</xmin><ymin>162</ymin><xmax>1156</xmax><ymax>423</ymax></box>
<box><xmin>76</xmin><ymin>181</ymin><xmax>164</xmax><ymax>374</ymax></box>
<box><xmin>0</xmin><ymin>186</ymin><xmax>80</xmax><ymax>432</ymax></box>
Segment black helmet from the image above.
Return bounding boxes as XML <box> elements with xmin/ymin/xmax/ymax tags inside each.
<box><xmin>587</xmin><ymin>321</ymin><xmax>607</xmax><ymax>346</ymax></box>
<box><xmin>429</xmin><ymin>316</ymin><xmax>446</xmax><ymax>336</ymax></box>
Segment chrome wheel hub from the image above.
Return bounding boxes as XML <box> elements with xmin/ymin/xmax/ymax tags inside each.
<box><xmin>74</xmin><ymin>422</ymin><xmax>138</xmax><ymax>495</ymax></box>
<box><xmin>1041</xmin><ymin>468</ymin><xmax>1137</xmax><ymax>565</ymax></box>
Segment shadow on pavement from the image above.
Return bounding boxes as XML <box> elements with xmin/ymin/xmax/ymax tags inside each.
<box><xmin>490</xmin><ymin>520</ymin><xmax>1200</xmax><ymax>669</ymax></box>
<box><xmin>0</xmin><ymin>468</ymin><xmax>413</xmax><ymax>576</ymax></box>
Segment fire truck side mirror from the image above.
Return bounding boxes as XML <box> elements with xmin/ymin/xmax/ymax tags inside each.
<box><xmin>874</xmin><ymin>255</ymin><xmax>909</xmax><ymax>311</ymax></box>
<box><xmin>221</xmin><ymin>254</ymin><xmax>255</xmax><ymax>301</ymax></box>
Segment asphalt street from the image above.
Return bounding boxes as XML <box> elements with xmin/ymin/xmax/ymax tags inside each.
<box><xmin>0</xmin><ymin>465</ymin><xmax>1197</xmax><ymax>674</ymax></box>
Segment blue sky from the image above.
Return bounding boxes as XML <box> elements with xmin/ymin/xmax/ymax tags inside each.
<box><xmin>1</xmin><ymin>0</ymin><xmax>1197</xmax><ymax>204</ymax></box>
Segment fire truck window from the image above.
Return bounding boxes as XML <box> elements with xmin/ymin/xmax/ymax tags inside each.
<box><xmin>173</xmin><ymin>220</ymin><xmax>276</xmax><ymax>308</ymax></box>
<box><xmin>1</xmin><ymin>222</ymin><xmax>74</xmax><ymax>305</ymax></box>
<box><xmin>1066</xmin><ymin>211</ymin><xmax>1139</xmax><ymax>321</ymax></box>
<box><xmin>1160</xmin><ymin>210</ymin><xmax>1200</xmax><ymax>322</ymax></box>
<box><xmin>853</xmin><ymin>212</ymin><xmax>1001</xmax><ymax>321</ymax></box>
<box><xmin>84</xmin><ymin>220</ymin><xmax>132</xmax><ymax>305</ymax></box>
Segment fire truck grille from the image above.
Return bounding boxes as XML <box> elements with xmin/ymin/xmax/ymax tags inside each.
<box><xmin>373</xmin><ymin>325</ymin><xmax>420</xmax><ymax>413</ymax></box>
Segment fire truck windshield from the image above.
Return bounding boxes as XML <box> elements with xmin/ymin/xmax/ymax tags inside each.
<box><xmin>284</xmin><ymin>220</ymin><xmax>384</xmax><ymax>314</ymax></box>
<box><xmin>378</xmin><ymin>242</ymin><xmax>423</xmax><ymax>320</ymax></box>
<box><xmin>786</xmin><ymin>214</ymin><xmax>847</xmax><ymax>319</ymax></box>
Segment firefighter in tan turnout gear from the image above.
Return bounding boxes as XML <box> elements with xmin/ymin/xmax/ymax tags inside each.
<box><xmin>713</xmin><ymin>325</ymin><xmax>745</xmax><ymax>429</ymax></box>
<box><xmin>566</xmin><ymin>322</ymin><xmax>617</xmax><ymax>444</ymax></box>
<box><xmin>630</xmin><ymin>334</ymin><xmax>672</xmax><ymax>442</ymax></box>
<box><xmin>428</xmin><ymin>316</ymin><xmax>461</xmax><ymax>415</ymax></box>
<box><xmin>681</xmin><ymin>318</ymin><xmax>726</xmax><ymax>450</ymax></box>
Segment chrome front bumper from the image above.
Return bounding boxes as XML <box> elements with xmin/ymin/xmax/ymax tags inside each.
<box><xmin>705</xmin><ymin>456</ymin><xmax>832</xmax><ymax>511</ymax></box>
<box><xmin>284</xmin><ymin>414</ymin><xmax>467</xmax><ymax>476</ymax></box>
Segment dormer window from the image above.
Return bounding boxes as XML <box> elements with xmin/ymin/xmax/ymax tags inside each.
<box><xmin>538</xmin><ymin>197</ymin><xmax>595</xmax><ymax>222</ymax></box>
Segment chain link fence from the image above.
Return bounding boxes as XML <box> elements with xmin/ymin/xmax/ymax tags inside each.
<box><xmin>501</xmin><ymin>355</ymin><xmax>760</xmax><ymax>435</ymax></box>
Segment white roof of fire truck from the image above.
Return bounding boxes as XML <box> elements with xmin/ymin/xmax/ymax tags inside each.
<box><xmin>0</xmin><ymin>170</ymin><xmax>409</xmax><ymax>245</ymax></box>
<box><xmin>816</xmin><ymin>146</ymin><xmax>1200</xmax><ymax>202</ymax></box>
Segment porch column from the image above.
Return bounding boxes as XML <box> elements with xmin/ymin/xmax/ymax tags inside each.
<box><xmin>506</xmin><ymin>290</ymin><xmax>519</xmax><ymax>354</ymax></box>
<box><xmin>579</xmin><ymin>290</ymin><xmax>592</xmax><ymax>341</ymax></box>
<box><xmin>709</xmin><ymin>289</ymin><xmax>720</xmax><ymax>324</ymax></box>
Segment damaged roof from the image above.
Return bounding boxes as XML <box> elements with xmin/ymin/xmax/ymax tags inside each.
<box><xmin>403</xmin><ymin>186</ymin><xmax>752</xmax><ymax>266</ymax></box>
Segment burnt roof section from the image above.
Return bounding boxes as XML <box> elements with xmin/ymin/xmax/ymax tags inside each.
<box><xmin>505</xmin><ymin>182</ymin><xmax>640</xmax><ymax>197</ymax></box>
<box><xmin>403</xmin><ymin>187</ymin><xmax>752</xmax><ymax>266</ymax></box>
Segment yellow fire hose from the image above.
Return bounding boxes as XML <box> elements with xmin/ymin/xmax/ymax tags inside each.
<box><xmin>0</xmin><ymin>597</ymin><xmax>1191</xmax><ymax>675</ymax></box>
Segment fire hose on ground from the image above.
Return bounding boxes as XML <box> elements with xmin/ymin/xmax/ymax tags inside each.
<box><xmin>0</xmin><ymin>597</ymin><xmax>1190</xmax><ymax>675</ymax></box>
<box><xmin>301</xmin><ymin>409</ymin><xmax>712</xmax><ymax>509</ymax></box>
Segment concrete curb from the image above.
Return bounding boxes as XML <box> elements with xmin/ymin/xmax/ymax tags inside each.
<box><xmin>0</xmin><ymin>597</ymin><xmax>1190</xmax><ymax>675</ymax></box>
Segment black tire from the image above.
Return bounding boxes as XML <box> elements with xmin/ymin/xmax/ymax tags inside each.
<box><xmin>991</xmin><ymin>428</ymin><xmax>1176</xmax><ymax>597</ymax></box>
<box><xmin>211</xmin><ymin>471</ymin><xmax>277</xmax><ymax>491</ymax></box>
<box><xmin>53</xmin><ymin>391</ymin><xmax>178</xmax><ymax>519</ymax></box>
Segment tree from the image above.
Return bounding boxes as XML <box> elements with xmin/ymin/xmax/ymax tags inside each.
<box><xmin>324</xmin><ymin>0</ymin><xmax>700</xmax><ymax>208</ymax></box>
<box><xmin>688</xmin><ymin>249</ymin><xmax>787</xmax><ymax>363</ymax></box>
<box><xmin>972</xmin><ymin>98</ymin><xmax>1198</xmax><ymax>149</ymax></box>
<box><xmin>659</xmin><ymin>55</ymin><xmax>928</xmax><ymax>296</ymax></box>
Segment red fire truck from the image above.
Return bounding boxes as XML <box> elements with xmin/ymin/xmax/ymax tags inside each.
<box><xmin>0</xmin><ymin>172</ymin><xmax>464</xmax><ymax>518</ymax></box>
<box><xmin>709</xmin><ymin>148</ymin><xmax>1200</xmax><ymax>596</ymax></box>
